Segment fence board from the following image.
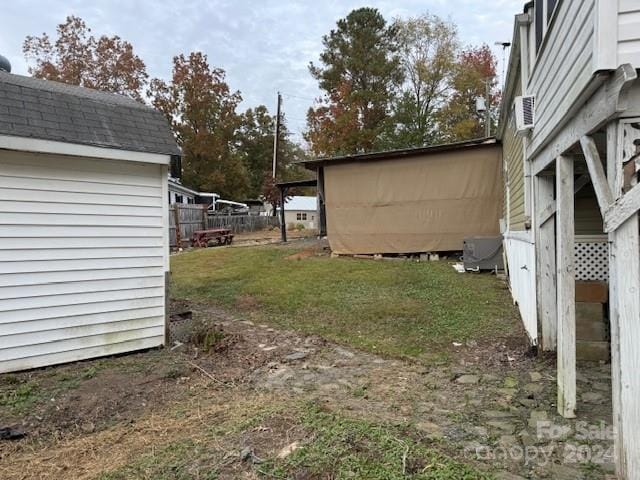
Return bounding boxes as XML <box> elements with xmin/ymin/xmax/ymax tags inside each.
<box><xmin>169</xmin><ymin>204</ymin><xmax>279</xmax><ymax>247</ymax></box>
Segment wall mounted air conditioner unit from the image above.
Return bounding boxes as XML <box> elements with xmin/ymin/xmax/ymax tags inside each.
<box><xmin>514</xmin><ymin>95</ymin><xmax>535</xmax><ymax>135</ymax></box>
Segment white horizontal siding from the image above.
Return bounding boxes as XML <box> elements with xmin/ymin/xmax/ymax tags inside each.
<box><xmin>528</xmin><ymin>0</ymin><xmax>596</xmax><ymax>154</ymax></box>
<box><xmin>504</xmin><ymin>233</ymin><xmax>538</xmax><ymax>343</ymax></box>
<box><xmin>0</xmin><ymin>276</ymin><xmax>164</xmax><ymax>300</ymax></box>
<box><xmin>3</xmin><ymin>317</ymin><xmax>164</xmax><ymax>350</ymax></box>
<box><xmin>0</xmin><ymin>337</ymin><xmax>163</xmax><ymax>374</ymax></box>
<box><xmin>618</xmin><ymin>0</ymin><xmax>640</xmax><ymax>66</ymax></box>
<box><xmin>0</xmin><ymin>237</ymin><xmax>164</xmax><ymax>249</ymax></box>
<box><xmin>0</xmin><ymin>266</ymin><xmax>165</xmax><ymax>287</ymax></box>
<box><xmin>0</xmin><ymin>256</ymin><xmax>163</xmax><ymax>273</ymax></box>
<box><xmin>1</xmin><ymin>307</ymin><xmax>165</xmax><ymax>335</ymax></box>
<box><xmin>0</xmin><ymin>149</ymin><xmax>166</xmax><ymax>373</ymax></box>
<box><xmin>0</xmin><ymin>200</ymin><xmax>163</xmax><ymax>217</ymax></box>
<box><xmin>0</xmin><ymin>246</ymin><xmax>165</xmax><ymax>262</ymax></box>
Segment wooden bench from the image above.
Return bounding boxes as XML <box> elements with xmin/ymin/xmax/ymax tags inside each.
<box><xmin>191</xmin><ymin>228</ymin><xmax>234</xmax><ymax>248</ymax></box>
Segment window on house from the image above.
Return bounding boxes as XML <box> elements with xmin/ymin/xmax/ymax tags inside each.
<box><xmin>535</xmin><ymin>0</ymin><xmax>561</xmax><ymax>53</ymax></box>
<box><xmin>296</xmin><ymin>212</ymin><xmax>307</xmax><ymax>221</ymax></box>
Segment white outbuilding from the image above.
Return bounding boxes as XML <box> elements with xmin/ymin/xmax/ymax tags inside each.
<box><xmin>0</xmin><ymin>71</ymin><xmax>180</xmax><ymax>373</ymax></box>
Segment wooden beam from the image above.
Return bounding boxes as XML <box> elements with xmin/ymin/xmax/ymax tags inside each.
<box><xmin>532</xmin><ymin>65</ymin><xmax>637</xmax><ymax>175</ymax></box>
<box><xmin>535</xmin><ymin>174</ymin><xmax>557</xmax><ymax>351</ymax></box>
<box><xmin>580</xmin><ymin>135</ymin><xmax>614</xmax><ymax>216</ymax></box>
<box><xmin>604</xmin><ymin>183</ymin><xmax>640</xmax><ymax>233</ymax></box>
<box><xmin>606</xmin><ymin>121</ymin><xmax>624</xmax><ymax>475</ymax></box>
<box><xmin>279</xmin><ymin>187</ymin><xmax>287</xmax><ymax>243</ymax></box>
<box><xmin>574</xmin><ymin>173</ymin><xmax>591</xmax><ymax>195</ymax></box>
<box><xmin>607</xmin><ymin>120</ymin><xmax>640</xmax><ymax>478</ymax></box>
<box><xmin>538</xmin><ymin>201</ymin><xmax>556</xmax><ymax>227</ymax></box>
<box><xmin>556</xmin><ymin>155</ymin><xmax>576</xmax><ymax>418</ymax></box>
<box><xmin>537</xmin><ymin>174</ymin><xmax>590</xmax><ymax>227</ymax></box>
<box><xmin>611</xmin><ymin>214</ymin><xmax>640</xmax><ymax>477</ymax></box>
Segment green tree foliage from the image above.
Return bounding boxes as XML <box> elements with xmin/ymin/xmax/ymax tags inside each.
<box><xmin>306</xmin><ymin>10</ymin><xmax>500</xmax><ymax>154</ymax></box>
<box><xmin>237</xmin><ymin>107</ymin><xmax>310</xmax><ymax>200</ymax></box>
<box><xmin>437</xmin><ymin>44</ymin><xmax>499</xmax><ymax>142</ymax></box>
<box><xmin>149</xmin><ymin>52</ymin><xmax>249</xmax><ymax>200</ymax></box>
<box><xmin>306</xmin><ymin>8</ymin><xmax>403</xmax><ymax>156</ymax></box>
<box><xmin>390</xmin><ymin>14</ymin><xmax>459</xmax><ymax>148</ymax></box>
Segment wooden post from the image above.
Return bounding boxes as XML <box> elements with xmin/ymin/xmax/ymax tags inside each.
<box><xmin>173</xmin><ymin>204</ymin><xmax>182</xmax><ymax>249</ymax></box>
<box><xmin>318</xmin><ymin>167</ymin><xmax>327</xmax><ymax>237</ymax></box>
<box><xmin>535</xmin><ymin>174</ymin><xmax>556</xmax><ymax>351</ymax></box>
<box><xmin>556</xmin><ymin>155</ymin><xmax>576</xmax><ymax>418</ymax></box>
<box><xmin>607</xmin><ymin>120</ymin><xmax>640</xmax><ymax>478</ymax></box>
<box><xmin>611</xmin><ymin>215</ymin><xmax>640</xmax><ymax>477</ymax></box>
<box><xmin>280</xmin><ymin>187</ymin><xmax>287</xmax><ymax>243</ymax></box>
<box><xmin>606</xmin><ymin>121</ymin><xmax>624</xmax><ymax>475</ymax></box>
<box><xmin>201</xmin><ymin>204</ymin><xmax>208</xmax><ymax>230</ymax></box>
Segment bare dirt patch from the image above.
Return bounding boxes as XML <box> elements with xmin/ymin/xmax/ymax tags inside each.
<box><xmin>1</xmin><ymin>300</ymin><xmax>614</xmax><ymax>480</ymax></box>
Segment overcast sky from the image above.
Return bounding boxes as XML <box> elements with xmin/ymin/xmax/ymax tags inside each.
<box><xmin>0</xmin><ymin>0</ymin><xmax>523</xmax><ymax>142</ymax></box>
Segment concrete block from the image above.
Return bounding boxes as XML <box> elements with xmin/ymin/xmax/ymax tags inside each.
<box><xmin>576</xmin><ymin>302</ymin><xmax>604</xmax><ymax>323</ymax></box>
<box><xmin>576</xmin><ymin>341</ymin><xmax>609</xmax><ymax>362</ymax></box>
<box><xmin>575</xmin><ymin>281</ymin><xmax>608</xmax><ymax>303</ymax></box>
<box><xmin>576</xmin><ymin>319</ymin><xmax>607</xmax><ymax>342</ymax></box>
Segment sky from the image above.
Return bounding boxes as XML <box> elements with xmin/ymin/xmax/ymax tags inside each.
<box><xmin>0</xmin><ymin>0</ymin><xmax>524</xmax><ymax>142</ymax></box>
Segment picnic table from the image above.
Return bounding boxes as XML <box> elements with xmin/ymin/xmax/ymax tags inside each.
<box><xmin>191</xmin><ymin>228</ymin><xmax>234</xmax><ymax>248</ymax></box>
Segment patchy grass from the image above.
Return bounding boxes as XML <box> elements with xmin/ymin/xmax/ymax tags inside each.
<box><xmin>98</xmin><ymin>402</ymin><xmax>492</xmax><ymax>480</ymax></box>
<box><xmin>0</xmin><ymin>380</ymin><xmax>41</xmax><ymax>415</ymax></box>
<box><xmin>171</xmin><ymin>243</ymin><xmax>517</xmax><ymax>361</ymax></box>
<box><xmin>260</xmin><ymin>404</ymin><xmax>493</xmax><ymax>480</ymax></box>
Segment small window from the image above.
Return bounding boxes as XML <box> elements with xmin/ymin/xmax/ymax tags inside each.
<box><xmin>535</xmin><ymin>0</ymin><xmax>561</xmax><ymax>53</ymax></box>
<box><xmin>535</xmin><ymin>0</ymin><xmax>544</xmax><ymax>52</ymax></box>
<box><xmin>296</xmin><ymin>213</ymin><xmax>307</xmax><ymax>221</ymax></box>
<box><xmin>547</xmin><ymin>0</ymin><xmax>558</xmax><ymax>22</ymax></box>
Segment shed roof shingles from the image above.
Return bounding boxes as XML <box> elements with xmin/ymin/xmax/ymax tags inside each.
<box><xmin>0</xmin><ymin>72</ymin><xmax>180</xmax><ymax>156</ymax></box>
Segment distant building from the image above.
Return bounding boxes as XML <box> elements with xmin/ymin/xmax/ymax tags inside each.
<box><xmin>168</xmin><ymin>176</ymin><xmax>219</xmax><ymax>209</ymax></box>
<box><xmin>302</xmin><ymin>139</ymin><xmax>502</xmax><ymax>255</ymax></box>
<box><xmin>281</xmin><ymin>196</ymin><xmax>318</xmax><ymax>230</ymax></box>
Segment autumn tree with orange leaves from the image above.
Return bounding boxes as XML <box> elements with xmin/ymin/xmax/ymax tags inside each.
<box><xmin>23</xmin><ymin>16</ymin><xmax>148</xmax><ymax>101</ymax></box>
<box><xmin>149</xmin><ymin>52</ymin><xmax>249</xmax><ymax>200</ymax></box>
<box><xmin>307</xmin><ymin>10</ymin><xmax>499</xmax><ymax>153</ymax></box>
<box><xmin>437</xmin><ymin>44</ymin><xmax>499</xmax><ymax>142</ymax></box>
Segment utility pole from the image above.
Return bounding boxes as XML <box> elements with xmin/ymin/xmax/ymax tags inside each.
<box><xmin>272</xmin><ymin>92</ymin><xmax>282</xmax><ymax>179</ymax></box>
<box><xmin>485</xmin><ymin>78</ymin><xmax>491</xmax><ymax>138</ymax></box>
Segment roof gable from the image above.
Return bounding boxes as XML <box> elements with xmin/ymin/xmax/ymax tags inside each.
<box><xmin>0</xmin><ymin>72</ymin><xmax>180</xmax><ymax>156</ymax></box>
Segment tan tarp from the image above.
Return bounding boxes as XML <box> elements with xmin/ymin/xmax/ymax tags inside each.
<box><xmin>323</xmin><ymin>145</ymin><xmax>503</xmax><ymax>254</ymax></box>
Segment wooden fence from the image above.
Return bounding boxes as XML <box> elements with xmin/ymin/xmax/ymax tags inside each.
<box><xmin>206</xmin><ymin>214</ymin><xmax>280</xmax><ymax>233</ymax></box>
<box><xmin>169</xmin><ymin>204</ymin><xmax>279</xmax><ymax>247</ymax></box>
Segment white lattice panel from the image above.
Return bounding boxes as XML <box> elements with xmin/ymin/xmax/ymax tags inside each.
<box><xmin>575</xmin><ymin>241</ymin><xmax>608</xmax><ymax>282</ymax></box>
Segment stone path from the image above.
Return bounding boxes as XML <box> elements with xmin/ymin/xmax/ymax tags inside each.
<box><xmin>202</xmin><ymin>306</ymin><xmax>615</xmax><ymax>479</ymax></box>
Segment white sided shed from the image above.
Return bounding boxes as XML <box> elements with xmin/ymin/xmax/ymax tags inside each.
<box><xmin>0</xmin><ymin>72</ymin><xmax>180</xmax><ymax>373</ymax></box>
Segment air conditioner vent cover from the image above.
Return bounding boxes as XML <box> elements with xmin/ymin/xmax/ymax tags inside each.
<box><xmin>514</xmin><ymin>95</ymin><xmax>535</xmax><ymax>135</ymax></box>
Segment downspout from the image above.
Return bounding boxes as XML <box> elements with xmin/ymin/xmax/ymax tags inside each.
<box><xmin>517</xmin><ymin>12</ymin><xmax>534</xmax><ymax>230</ymax></box>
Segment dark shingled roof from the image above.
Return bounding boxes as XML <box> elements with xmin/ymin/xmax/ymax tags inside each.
<box><xmin>0</xmin><ymin>72</ymin><xmax>180</xmax><ymax>156</ymax></box>
<box><xmin>300</xmin><ymin>137</ymin><xmax>498</xmax><ymax>169</ymax></box>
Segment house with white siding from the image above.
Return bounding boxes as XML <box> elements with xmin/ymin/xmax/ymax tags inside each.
<box><xmin>280</xmin><ymin>196</ymin><xmax>318</xmax><ymax>230</ymax></box>
<box><xmin>499</xmin><ymin>1</ymin><xmax>640</xmax><ymax>477</ymax></box>
<box><xmin>0</xmin><ymin>69</ymin><xmax>179</xmax><ymax>373</ymax></box>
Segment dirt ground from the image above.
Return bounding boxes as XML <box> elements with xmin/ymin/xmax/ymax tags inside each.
<box><xmin>232</xmin><ymin>227</ymin><xmax>318</xmax><ymax>246</ymax></box>
<box><xmin>0</xmin><ymin>296</ymin><xmax>615</xmax><ymax>479</ymax></box>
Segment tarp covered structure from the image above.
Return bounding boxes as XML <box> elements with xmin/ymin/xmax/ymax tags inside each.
<box><xmin>305</xmin><ymin>139</ymin><xmax>503</xmax><ymax>254</ymax></box>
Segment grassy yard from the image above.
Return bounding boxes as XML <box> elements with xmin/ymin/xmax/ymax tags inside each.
<box><xmin>99</xmin><ymin>400</ymin><xmax>492</xmax><ymax>480</ymax></box>
<box><xmin>171</xmin><ymin>241</ymin><xmax>518</xmax><ymax>362</ymax></box>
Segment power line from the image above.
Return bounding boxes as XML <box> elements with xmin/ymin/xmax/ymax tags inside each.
<box><xmin>280</xmin><ymin>92</ymin><xmax>320</xmax><ymax>102</ymax></box>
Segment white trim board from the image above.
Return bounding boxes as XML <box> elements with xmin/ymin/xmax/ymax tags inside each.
<box><xmin>0</xmin><ymin>135</ymin><xmax>171</xmax><ymax>165</ymax></box>
<box><xmin>503</xmin><ymin>230</ymin><xmax>535</xmax><ymax>244</ymax></box>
